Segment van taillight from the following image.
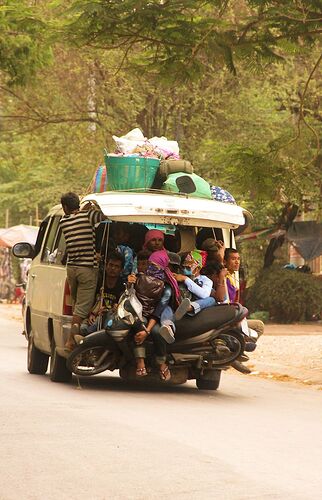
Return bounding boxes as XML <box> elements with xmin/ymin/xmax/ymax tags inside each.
<box><xmin>63</xmin><ymin>280</ymin><xmax>73</xmax><ymax>316</ymax></box>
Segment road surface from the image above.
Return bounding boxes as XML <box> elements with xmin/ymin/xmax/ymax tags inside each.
<box><xmin>0</xmin><ymin>310</ymin><xmax>321</xmax><ymax>499</ymax></box>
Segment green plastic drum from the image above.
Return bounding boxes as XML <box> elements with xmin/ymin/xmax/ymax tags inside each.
<box><xmin>104</xmin><ymin>155</ymin><xmax>160</xmax><ymax>191</ymax></box>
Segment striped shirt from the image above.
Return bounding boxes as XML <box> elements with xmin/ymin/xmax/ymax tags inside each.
<box><xmin>60</xmin><ymin>208</ymin><xmax>104</xmax><ymax>267</ymax></box>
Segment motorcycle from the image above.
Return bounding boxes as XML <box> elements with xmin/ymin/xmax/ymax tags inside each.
<box><xmin>66</xmin><ymin>290</ymin><xmax>249</xmax><ymax>391</ymax></box>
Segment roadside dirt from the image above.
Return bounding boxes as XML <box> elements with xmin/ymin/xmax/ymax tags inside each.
<box><xmin>0</xmin><ymin>302</ymin><xmax>22</xmax><ymax>322</ymax></box>
<box><xmin>245</xmin><ymin>323</ymin><xmax>322</xmax><ymax>389</ymax></box>
<box><xmin>2</xmin><ymin>303</ymin><xmax>322</xmax><ymax>389</ymax></box>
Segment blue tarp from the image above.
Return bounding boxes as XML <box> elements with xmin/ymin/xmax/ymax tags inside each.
<box><xmin>286</xmin><ymin>221</ymin><xmax>322</xmax><ymax>260</ymax></box>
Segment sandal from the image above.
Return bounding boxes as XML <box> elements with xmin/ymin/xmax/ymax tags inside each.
<box><xmin>136</xmin><ymin>367</ymin><xmax>148</xmax><ymax>377</ymax></box>
<box><xmin>159</xmin><ymin>365</ymin><xmax>171</xmax><ymax>381</ymax></box>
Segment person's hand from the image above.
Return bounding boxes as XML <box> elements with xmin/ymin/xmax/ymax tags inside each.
<box><xmin>127</xmin><ymin>273</ymin><xmax>137</xmax><ymax>284</ymax></box>
<box><xmin>134</xmin><ymin>330</ymin><xmax>148</xmax><ymax>345</ymax></box>
<box><xmin>173</xmin><ymin>273</ymin><xmax>187</xmax><ymax>282</ymax></box>
<box><xmin>218</xmin><ymin>267</ymin><xmax>227</xmax><ymax>279</ymax></box>
<box><xmin>81</xmin><ymin>201</ymin><xmax>92</xmax><ymax>211</ymax></box>
<box><xmin>88</xmin><ymin>313</ymin><xmax>96</xmax><ymax>325</ymax></box>
<box><xmin>216</xmin><ymin>240</ymin><xmax>225</xmax><ymax>263</ymax></box>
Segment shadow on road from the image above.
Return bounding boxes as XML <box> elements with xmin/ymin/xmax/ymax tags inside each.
<box><xmin>61</xmin><ymin>371</ymin><xmax>244</xmax><ymax>402</ymax></box>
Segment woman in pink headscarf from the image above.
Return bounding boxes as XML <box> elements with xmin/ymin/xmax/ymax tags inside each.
<box><xmin>143</xmin><ymin>229</ymin><xmax>165</xmax><ymax>253</ymax></box>
<box><xmin>134</xmin><ymin>249</ymin><xmax>180</xmax><ymax>380</ymax></box>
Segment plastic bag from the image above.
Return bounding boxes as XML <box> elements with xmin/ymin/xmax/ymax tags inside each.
<box><xmin>112</xmin><ymin>128</ymin><xmax>146</xmax><ymax>154</ymax></box>
<box><xmin>210</xmin><ymin>185</ymin><xmax>236</xmax><ymax>204</ymax></box>
<box><xmin>90</xmin><ymin>165</ymin><xmax>107</xmax><ymax>193</ymax></box>
<box><xmin>117</xmin><ymin>287</ymin><xmax>143</xmax><ymax>323</ymax></box>
<box><xmin>149</xmin><ymin>136</ymin><xmax>180</xmax><ymax>158</ymax></box>
<box><xmin>112</xmin><ymin>128</ymin><xmax>180</xmax><ymax>159</ymax></box>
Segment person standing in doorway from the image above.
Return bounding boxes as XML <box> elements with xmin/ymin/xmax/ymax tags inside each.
<box><xmin>59</xmin><ymin>192</ymin><xmax>106</xmax><ymax>351</ymax></box>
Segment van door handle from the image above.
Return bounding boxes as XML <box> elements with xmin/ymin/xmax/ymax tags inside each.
<box><xmin>31</xmin><ymin>274</ymin><xmax>37</xmax><ymax>278</ymax></box>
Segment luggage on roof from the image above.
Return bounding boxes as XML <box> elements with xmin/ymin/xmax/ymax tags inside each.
<box><xmin>159</xmin><ymin>159</ymin><xmax>193</xmax><ymax>179</ymax></box>
<box><xmin>163</xmin><ymin>172</ymin><xmax>212</xmax><ymax>200</ymax></box>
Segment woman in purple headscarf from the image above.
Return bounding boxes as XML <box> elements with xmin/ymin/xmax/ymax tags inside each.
<box><xmin>134</xmin><ymin>250</ymin><xmax>180</xmax><ymax>380</ymax></box>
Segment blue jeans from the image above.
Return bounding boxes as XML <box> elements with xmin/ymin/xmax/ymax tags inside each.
<box><xmin>189</xmin><ymin>297</ymin><xmax>216</xmax><ymax>315</ymax></box>
<box><xmin>160</xmin><ymin>305</ymin><xmax>176</xmax><ymax>332</ymax></box>
<box><xmin>153</xmin><ymin>284</ymin><xmax>172</xmax><ymax>317</ymax></box>
<box><xmin>154</xmin><ymin>284</ymin><xmax>175</xmax><ymax>332</ymax></box>
<box><xmin>160</xmin><ymin>296</ymin><xmax>217</xmax><ymax>331</ymax></box>
<box><xmin>80</xmin><ymin>312</ymin><xmax>112</xmax><ymax>336</ymax></box>
<box><xmin>80</xmin><ymin>321</ymin><xmax>99</xmax><ymax>336</ymax></box>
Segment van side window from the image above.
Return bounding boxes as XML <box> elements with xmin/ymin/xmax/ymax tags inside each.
<box><xmin>33</xmin><ymin>217</ymin><xmax>49</xmax><ymax>258</ymax></box>
<box><xmin>49</xmin><ymin>229</ymin><xmax>66</xmax><ymax>266</ymax></box>
<box><xmin>41</xmin><ymin>216</ymin><xmax>61</xmax><ymax>263</ymax></box>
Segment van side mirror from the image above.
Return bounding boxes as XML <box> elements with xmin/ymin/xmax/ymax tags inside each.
<box><xmin>12</xmin><ymin>242</ymin><xmax>35</xmax><ymax>259</ymax></box>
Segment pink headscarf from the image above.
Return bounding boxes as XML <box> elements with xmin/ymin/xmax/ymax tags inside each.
<box><xmin>149</xmin><ymin>250</ymin><xmax>169</xmax><ymax>270</ymax></box>
<box><xmin>149</xmin><ymin>250</ymin><xmax>181</xmax><ymax>303</ymax></box>
<box><xmin>143</xmin><ymin>229</ymin><xmax>164</xmax><ymax>249</ymax></box>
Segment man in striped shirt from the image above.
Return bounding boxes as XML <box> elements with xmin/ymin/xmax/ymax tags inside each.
<box><xmin>60</xmin><ymin>192</ymin><xmax>106</xmax><ymax>350</ymax></box>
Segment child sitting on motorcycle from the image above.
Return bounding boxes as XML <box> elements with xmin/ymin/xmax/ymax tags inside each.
<box><xmin>158</xmin><ymin>250</ymin><xmax>216</xmax><ymax>344</ymax></box>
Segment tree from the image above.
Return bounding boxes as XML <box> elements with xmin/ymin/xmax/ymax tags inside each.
<box><xmin>0</xmin><ymin>1</ymin><xmax>52</xmax><ymax>85</ymax></box>
<box><xmin>0</xmin><ymin>43</ymin><xmax>321</xmax><ymax>226</ymax></box>
<box><xmin>59</xmin><ymin>0</ymin><xmax>322</xmax><ymax>81</ymax></box>
<box><xmin>0</xmin><ymin>0</ymin><xmax>321</xmax><ymax>230</ymax></box>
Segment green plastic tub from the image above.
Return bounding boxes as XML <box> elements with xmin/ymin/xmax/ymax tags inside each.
<box><xmin>104</xmin><ymin>155</ymin><xmax>160</xmax><ymax>191</ymax></box>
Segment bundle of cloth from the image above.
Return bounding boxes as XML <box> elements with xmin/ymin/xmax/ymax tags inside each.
<box><xmin>112</xmin><ymin>128</ymin><xmax>180</xmax><ymax>160</ymax></box>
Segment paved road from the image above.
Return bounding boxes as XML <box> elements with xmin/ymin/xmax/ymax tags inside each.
<box><xmin>1</xmin><ymin>312</ymin><xmax>322</xmax><ymax>500</ymax></box>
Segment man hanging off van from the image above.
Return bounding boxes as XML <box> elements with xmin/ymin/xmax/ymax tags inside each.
<box><xmin>59</xmin><ymin>192</ymin><xmax>106</xmax><ymax>351</ymax></box>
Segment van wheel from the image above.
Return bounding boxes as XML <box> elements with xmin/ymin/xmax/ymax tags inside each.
<box><xmin>196</xmin><ymin>370</ymin><xmax>221</xmax><ymax>391</ymax></box>
<box><xmin>50</xmin><ymin>341</ymin><xmax>72</xmax><ymax>383</ymax></box>
<box><xmin>27</xmin><ymin>333</ymin><xmax>49</xmax><ymax>375</ymax></box>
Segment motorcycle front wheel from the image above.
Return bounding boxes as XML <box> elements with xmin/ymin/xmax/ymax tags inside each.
<box><xmin>67</xmin><ymin>345</ymin><xmax>116</xmax><ymax>376</ymax></box>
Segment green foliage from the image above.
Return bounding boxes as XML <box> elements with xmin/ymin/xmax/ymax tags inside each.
<box><xmin>0</xmin><ymin>2</ymin><xmax>320</xmax><ymax>237</ymax></box>
<box><xmin>57</xmin><ymin>0</ymin><xmax>322</xmax><ymax>81</ymax></box>
<box><xmin>248</xmin><ymin>310</ymin><xmax>270</xmax><ymax>323</ymax></box>
<box><xmin>246</xmin><ymin>266</ymin><xmax>322</xmax><ymax>322</ymax></box>
<box><xmin>0</xmin><ymin>1</ymin><xmax>52</xmax><ymax>85</ymax></box>
<box><xmin>0</xmin><ymin>122</ymin><xmax>102</xmax><ymax>224</ymax></box>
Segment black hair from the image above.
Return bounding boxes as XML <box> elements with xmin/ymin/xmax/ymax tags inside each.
<box><xmin>61</xmin><ymin>192</ymin><xmax>80</xmax><ymax>211</ymax></box>
<box><xmin>201</xmin><ymin>262</ymin><xmax>224</xmax><ymax>276</ymax></box>
<box><xmin>224</xmin><ymin>247</ymin><xmax>239</xmax><ymax>261</ymax></box>
<box><xmin>137</xmin><ymin>250</ymin><xmax>150</xmax><ymax>261</ymax></box>
<box><xmin>107</xmin><ymin>250</ymin><xmax>125</xmax><ymax>267</ymax></box>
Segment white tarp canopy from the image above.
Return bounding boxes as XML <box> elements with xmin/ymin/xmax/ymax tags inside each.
<box><xmin>0</xmin><ymin>224</ymin><xmax>39</xmax><ymax>248</ymax></box>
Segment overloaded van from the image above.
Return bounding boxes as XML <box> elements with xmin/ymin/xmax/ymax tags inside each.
<box><xmin>13</xmin><ymin>189</ymin><xmax>250</xmax><ymax>390</ymax></box>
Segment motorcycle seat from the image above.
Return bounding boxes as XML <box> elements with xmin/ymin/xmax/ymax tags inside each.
<box><xmin>174</xmin><ymin>303</ymin><xmax>246</xmax><ymax>341</ymax></box>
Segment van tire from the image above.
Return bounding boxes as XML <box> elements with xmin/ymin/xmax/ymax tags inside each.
<box><xmin>50</xmin><ymin>341</ymin><xmax>72</xmax><ymax>383</ymax></box>
<box><xmin>27</xmin><ymin>334</ymin><xmax>49</xmax><ymax>375</ymax></box>
<box><xmin>196</xmin><ymin>370</ymin><xmax>221</xmax><ymax>391</ymax></box>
